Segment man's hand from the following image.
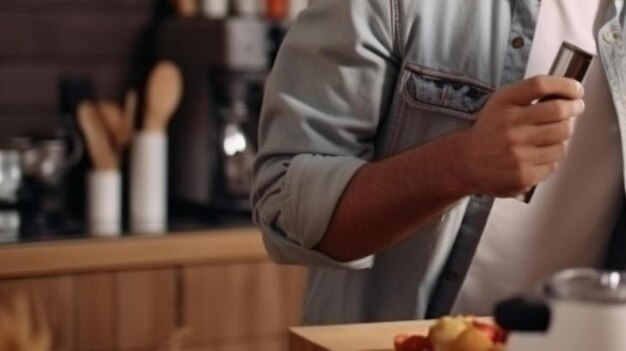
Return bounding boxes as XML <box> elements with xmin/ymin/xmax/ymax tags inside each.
<box><xmin>459</xmin><ymin>75</ymin><xmax>585</xmax><ymax>197</ymax></box>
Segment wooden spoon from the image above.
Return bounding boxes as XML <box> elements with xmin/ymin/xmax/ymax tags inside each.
<box><xmin>77</xmin><ymin>101</ymin><xmax>118</xmax><ymax>170</ymax></box>
<box><xmin>122</xmin><ymin>89</ymin><xmax>137</xmax><ymax>145</ymax></box>
<box><xmin>96</xmin><ymin>101</ymin><xmax>123</xmax><ymax>147</ymax></box>
<box><xmin>144</xmin><ymin>61</ymin><xmax>183</xmax><ymax>132</ymax></box>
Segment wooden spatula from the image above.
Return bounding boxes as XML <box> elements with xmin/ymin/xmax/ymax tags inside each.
<box><xmin>96</xmin><ymin>101</ymin><xmax>123</xmax><ymax>145</ymax></box>
<box><xmin>123</xmin><ymin>89</ymin><xmax>138</xmax><ymax>140</ymax></box>
<box><xmin>77</xmin><ymin>101</ymin><xmax>118</xmax><ymax>170</ymax></box>
<box><xmin>143</xmin><ymin>61</ymin><xmax>183</xmax><ymax>131</ymax></box>
<box><xmin>97</xmin><ymin>99</ymin><xmax>134</xmax><ymax>153</ymax></box>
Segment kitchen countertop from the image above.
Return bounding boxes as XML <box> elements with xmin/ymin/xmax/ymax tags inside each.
<box><xmin>0</xmin><ymin>227</ymin><xmax>265</xmax><ymax>279</ymax></box>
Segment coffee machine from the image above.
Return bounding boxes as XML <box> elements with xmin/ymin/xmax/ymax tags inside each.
<box><xmin>157</xmin><ymin>17</ymin><xmax>272</xmax><ymax>214</ymax></box>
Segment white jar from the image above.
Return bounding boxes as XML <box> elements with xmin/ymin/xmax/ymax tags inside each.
<box><xmin>87</xmin><ymin>170</ymin><xmax>121</xmax><ymax>237</ymax></box>
<box><xmin>130</xmin><ymin>131</ymin><xmax>168</xmax><ymax>234</ymax></box>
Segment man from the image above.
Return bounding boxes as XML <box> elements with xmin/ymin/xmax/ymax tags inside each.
<box><xmin>252</xmin><ymin>0</ymin><xmax>626</xmax><ymax>324</ymax></box>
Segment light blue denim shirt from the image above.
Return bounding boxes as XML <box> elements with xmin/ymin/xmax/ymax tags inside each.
<box><xmin>252</xmin><ymin>0</ymin><xmax>626</xmax><ymax>324</ymax></box>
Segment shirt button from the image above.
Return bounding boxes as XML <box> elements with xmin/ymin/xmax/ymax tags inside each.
<box><xmin>603</xmin><ymin>30</ymin><xmax>622</xmax><ymax>44</ymax></box>
<box><xmin>511</xmin><ymin>37</ymin><xmax>525</xmax><ymax>49</ymax></box>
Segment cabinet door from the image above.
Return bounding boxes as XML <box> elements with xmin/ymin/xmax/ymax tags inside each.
<box><xmin>182</xmin><ymin>261</ymin><xmax>307</xmax><ymax>350</ymax></box>
<box><xmin>183</xmin><ymin>337</ymin><xmax>285</xmax><ymax>351</ymax></box>
<box><xmin>75</xmin><ymin>273</ymin><xmax>115</xmax><ymax>351</ymax></box>
<box><xmin>116</xmin><ymin>269</ymin><xmax>178</xmax><ymax>350</ymax></box>
<box><xmin>0</xmin><ymin>276</ymin><xmax>74</xmax><ymax>351</ymax></box>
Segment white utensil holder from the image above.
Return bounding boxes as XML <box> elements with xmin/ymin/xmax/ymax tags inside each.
<box><xmin>130</xmin><ymin>131</ymin><xmax>168</xmax><ymax>234</ymax></box>
<box><xmin>87</xmin><ymin>170</ymin><xmax>121</xmax><ymax>237</ymax></box>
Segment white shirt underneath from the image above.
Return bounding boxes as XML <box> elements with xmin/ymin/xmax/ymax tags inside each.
<box><xmin>453</xmin><ymin>0</ymin><xmax>623</xmax><ymax>315</ymax></box>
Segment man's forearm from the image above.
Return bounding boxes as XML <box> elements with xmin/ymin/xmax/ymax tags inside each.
<box><xmin>317</xmin><ymin>131</ymin><xmax>475</xmax><ymax>262</ymax></box>
<box><xmin>317</xmin><ymin>76</ymin><xmax>584</xmax><ymax>262</ymax></box>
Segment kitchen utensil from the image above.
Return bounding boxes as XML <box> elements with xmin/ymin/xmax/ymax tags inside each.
<box><xmin>97</xmin><ymin>99</ymin><xmax>134</xmax><ymax>153</ymax></box>
<box><xmin>130</xmin><ymin>131</ymin><xmax>167</xmax><ymax>234</ymax></box>
<box><xmin>96</xmin><ymin>101</ymin><xmax>123</xmax><ymax>147</ymax></box>
<box><xmin>123</xmin><ymin>90</ymin><xmax>137</xmax><ymax>144</ymax></box>
<box><xmin>77</xmin><ymin>101</ymin><xmax>118</xmax><ymax>170</ymax></box>
<box><xmin>87</xmin><ymin>169</ymin><xmax>121</xmax><ymax>236</ymax></box>
<box><xmin>519</xmin><ymin>42</ymin><xmax>594</xmax><ymax>203</ymax></box>
<box><xmin>144</xmin><ymin>61</ymin><xmax>183</xmax><ymax>132</ymax></box>
<box><xmin>497</xmin><ymin>268</ymin><xmax>626</xmax><ymax>351</ymax></box>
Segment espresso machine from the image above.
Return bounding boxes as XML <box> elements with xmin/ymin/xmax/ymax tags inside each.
<box><xmin>157</xmin><ymin>17</ymin><xmax>272</xmax><ymax>215</ymax></box>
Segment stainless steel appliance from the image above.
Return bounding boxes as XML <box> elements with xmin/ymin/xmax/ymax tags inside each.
<box><xmin>157</xmin><ymin>18</ymin><xmax>272</xmax><ymax>213</ymax></box>
<box><xmin>0</xmin><ymin>136</ymin><xmax>82</xmax><ymax>237</ymax></box>
<box><xmin>496</xmin><ymin>268</ymin><xmax>626</xmax><ymax>351</ymax></box>
<box><xmin>0</xmin><ymin>149</ymin><xmax>22</xmax><ymax>242</ymax></box>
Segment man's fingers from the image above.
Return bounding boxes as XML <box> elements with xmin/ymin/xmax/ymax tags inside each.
<box><xmin>524</xmin><ymin>98</ymin><xmax>585</xmax><ymax>124</ymax></box>
<box><xmin>522</xmin><ymin>120</ymin><xmax>574</xmax><ymax>145</ymax></box>
<box><xmin>529</xmin><ymin>143</ymin><xmax>568</xmax><ymax>165</ymax></box>
<box><xmin>498</xmin><ymin>75</ymin><xmax>584</xmax><ymax>106</ymax></box>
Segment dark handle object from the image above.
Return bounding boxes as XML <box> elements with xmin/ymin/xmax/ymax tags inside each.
<box><xmin>522</xmin><ymin>42</ymin><xmax>594</xmax><ymax>203</ymax></box>
<box><xmin>495</xmin><ymin>296</ymin><xmax>551</xmax><ymax>332</ymax></box>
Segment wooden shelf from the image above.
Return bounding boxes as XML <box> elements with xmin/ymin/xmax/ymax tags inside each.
<box><xmin>0</xmin><ymin>227</ymin><xmax>265</xmax><ymax>278</ymax></box>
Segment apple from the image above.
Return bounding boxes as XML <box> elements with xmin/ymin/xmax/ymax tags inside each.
<box><xmin>472</xmin><ymin>321</ymin><xmax>507</xmax><ymax>344</ymax></box>
<box><xmin>394</xmin><ymin>334</ymin><xmax>431</xmax><ymax>351</ymax></box>
<box><xmin>428</xmin><ymin>316</ymin><xmax>471</xmax><ymax>347</ymax></box>
<box><xmin>450</xmin><ymin>326</ymin><xmax>494</xmax><ymax>351</ymax></box>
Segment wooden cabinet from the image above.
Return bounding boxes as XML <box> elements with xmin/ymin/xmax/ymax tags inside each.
<box><xmin>181</xmin><ymin>262</ymin><xmax>307</xmax><ymax>350</ymax></box>
<box><xmin>0</xmin><ymin>231</ymin><xmax>307</xmax><ymax>351</ymax></box>
<box><xmin>116</xmin><ymin>269</ymin><xmax>178</xmax><ymax>350</ymax></box>
<box><xmin>0</xmin><ymin>276</ymin><xmax>74</xmax><ymax>351</ymax></box>
<box><xmin>75</xmin><ymin>273</ymin><xmax>116</xmax><ymax>351</ymax></box>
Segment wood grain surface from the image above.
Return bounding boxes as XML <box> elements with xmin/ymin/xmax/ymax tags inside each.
<box><xmin>0</xmin><ymin>228</ymin><xmax>265</xmax><ymax>279</ymax></box>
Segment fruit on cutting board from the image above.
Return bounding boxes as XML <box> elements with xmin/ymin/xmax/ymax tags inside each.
<box><xmin>428</xmin><ymin>316</ymin><xmax>471</xmax><ymax>347</ymax></box>
<box><xmin>393</xmin><ymin>317</ymin><xmax>506</xmax><ymax>351</ymax></box>
<box><xmin>450</xmin><ymin>326</ymin><xmax>494</xmax><ymax>351</ymax></box>
<box><xmin>471</xmin><ymin>321</ymin><xmax>506</xmax><ymax>344</ymax></box>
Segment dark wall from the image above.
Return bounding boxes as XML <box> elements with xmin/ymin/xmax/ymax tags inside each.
<box><xmin>0</xmin><ymin>0</ymin><xmax>158</xmax><ymax>138</ymax></box>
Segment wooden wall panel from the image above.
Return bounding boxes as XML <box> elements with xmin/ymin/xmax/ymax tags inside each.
<box><xmin>0</xmin><ymin>276</ymin><xmax>74</xmax><ymax>351</ymax></box>
<box><xmin>75</xmin><ymin>273</ymin><xmax>116</xmax><ymax>351</ymax></box>
<box><xmin>0</xmin><ymin>0</ymin><xmax>154</xmax><ymax>137</ymax></box>
<box><xmin>183</xmin><ymin>337</ymin><xmax>286</xmax><ymax>351</ymax></box>
<box><xmin>0</xmin><ymin>0</ymin><xmax>154</xmax><ymax>14</ymax></box>
<box><xmin>0</xmin><ymin>13</ymin><xmax>151</xmax><ymax>60</ymax></box>
<box><xmin>182</xmin><ymin>262</ymin><xmax>307</xmax><ymax>348</ymax></box>
<box><xmin>0</xmin><ymin>64</ymin><xmax>130</xmax><ymax>107</ymax></box>
<box><xmin>116</xmin><ymin>269</ymin><xmax>178</xmax><ymax>350</ymax></box>
<box><xmin>281</xmin><ymin>265</ymin><xmax>307</xmax><ymax>328</ymax></box>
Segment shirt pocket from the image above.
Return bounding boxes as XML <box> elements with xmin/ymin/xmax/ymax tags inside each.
<box><xmin>384</xmin><ymin>64</ymin><xmax>495</xmax><ymax>156</ymax></box>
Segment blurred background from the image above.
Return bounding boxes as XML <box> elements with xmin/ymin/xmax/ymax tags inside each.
<box><xmin>0</xmin><ymin>1</ymin><xmax>308</xmax><ymax>350</ymax></box>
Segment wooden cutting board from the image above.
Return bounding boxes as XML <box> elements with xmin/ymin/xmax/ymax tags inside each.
<box><xmin>289</xmin><ymin>318</ymin><xmax>493</xmax><ymax>351</ymax></box>
<box><xmin>289</xmin><ymin>320</ymin><xmax>433</xmax><ymax>351</ymax></box>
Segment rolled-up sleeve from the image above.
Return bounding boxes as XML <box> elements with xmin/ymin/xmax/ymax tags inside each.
<box><xmin>251</xmin><ymin>0</ymin><xmax>399</xmax><ymax>269</ymax></box>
